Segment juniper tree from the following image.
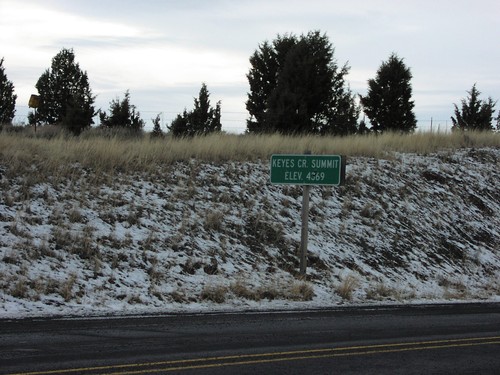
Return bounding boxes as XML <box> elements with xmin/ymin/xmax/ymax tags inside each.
<box><xmin>34</xmin><ymin>48</ymin><xmax>95</xmax><ymax>134</ymax></box>
<box><xmin>451</xmin><ymin>84</ymin><xmax>496</xmax><ymax>131</ymax></box>
<box><xmin>169</xmin><ymin>110</ymin><xmax>190</xmax><ymax>137</ymax></box>
<box><xmin>169</xmin><ymin>83</ymin><xmax>221</xmax><ymax>137</ymax></box>
<box><xmin>246</xmin><ymin>31</ymin><xmax>359</xmax><ymax>135</ymax></box>
<box><xmin>0</xmin><ymin>58</ymin><xmax>17</xmax><ymax>125</ymax></box>
<box><xmin>99</xmin><ymin>90</ymin><xmax>145</xmax><ymax>132</ymax></box>
<box><xmin>360</xmin><ymin>53</ymin><xmax>416</xmax><ymax>133</ymax></box>
<box><xmin>190</xmin><ymin>83</ymin><xmax>221</xmax><ymax>134</ymax></box>
<box><xmin>151</xmin><ymin>114</ymin><xmax>164</xmax><ymax>138</ymax></box>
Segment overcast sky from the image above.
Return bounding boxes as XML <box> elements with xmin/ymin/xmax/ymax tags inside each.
<box><xmin>1</xmin><ymin>0</ymin><xmax>499</xmax><ymax>132</ymax></box>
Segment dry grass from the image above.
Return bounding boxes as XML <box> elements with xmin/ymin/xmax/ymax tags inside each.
<box><xmin>288</xmin><ymin>281</ymin><xmax>315</xmax><ymax>301</ymax></box>
<box><xmin>336</xmin><ymin>274</ymin><xmax>359</xmax><ymax>301</ymax></box>
<box><xmin>365</xmin><ymin>282</ymin><xmax>397</xmax><ymax>301</ymax></box>
<box><xmin>200</xmin><ymin>284</ymin><xmax>228</xmax><ymax>303</ymax></box>
<box><xmin>60</xmin><ymin>273</ymin><xmax>78</xmax><ymax>302</ymax></box>
<box><xmin>1</xmin><ymin>130</ymin><xmax>498</xmax><ymax>178</ymax></box>
<box><xmin>196</xmin><ymin>277</ymin><xmax>316</xmax><ymax>304</ymax></box>
<box><xmin>204</xmin><ymin>210</ymin><xmax>225</xmax><ymax>232</ymax></box>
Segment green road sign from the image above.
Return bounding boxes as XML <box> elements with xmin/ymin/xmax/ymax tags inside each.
<box><xmin>270</xmin><ymin>154</ymin><xmax>345</xmax><ymax>186</ymax></box>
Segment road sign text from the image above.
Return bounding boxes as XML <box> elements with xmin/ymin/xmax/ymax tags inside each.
<box><xmin>270</xmin><ymin>154</ymin><xmax>345</xmax><ymax>186</ymax></box>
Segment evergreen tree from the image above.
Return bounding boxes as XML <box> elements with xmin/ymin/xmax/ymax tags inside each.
<box><xmin>246</xmin><ymin>39</ymin><xmax>286</xmax><ymax>133</ymax></box>
<box><xmin>99</xmin><ymin>90</ymin><xmax>145</xmax><ymax>132</ymax></box>
<box><xmin>357</xmin><ymin>118</ymin><xmax>370</xmax><ymax>135</ymax></box>
<box><xmin>0</xmin><ymin>58</ymin><xmax>17</xmax><ymax>125</ymax></box>
<box><xmin>246</xmin><ymin>31</ymin><xmax>359</xmax><ymax>135</ymax></box>
<box><xmin>151</xmin><ymin>114</ymin><xmax>164</xmax><ymax>138</ymax></box>
<box><xmin>34</xmin><ymin>48</ymin><xmax>95</xmax><ymax>134</ymax></box>
<box><xmin>360</xmin><ymin>53</ymin><xmax>416</xmax><ymax>133</ymax></box>
<box><xmin>190</xmin><ymin>83</ymin><xmax>221</xmax><ymax>134</ymax></box>
<box><xmin>451</xmin><ymin>84</ymin><xmax>496</xmax><ymax>131</ymax></box>
<box><xmin>169</xmin><ymin>110</ymin><xmax>190</xmax><ymax>137</ymax></box>
<box><xmin>168</xmin><ymin>83</ymin><xmax>221</xmax><ymax>137</ymax></box>
<box><xmin>323</xmin><ymin>67</ymin><xmax>360</xmax><ymax>135</ymax></box>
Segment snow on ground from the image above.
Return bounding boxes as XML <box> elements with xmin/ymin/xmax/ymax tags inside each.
<box><xmin>0</xmin><ymin>148</ymin><xmax>499</xmax><ymax>318</ymax></box>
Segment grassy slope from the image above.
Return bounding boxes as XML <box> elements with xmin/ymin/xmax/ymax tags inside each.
<box><xmin>0</xmin><ymin>131</ymin><xmax>499</xmax><ymax>316</ymax></box>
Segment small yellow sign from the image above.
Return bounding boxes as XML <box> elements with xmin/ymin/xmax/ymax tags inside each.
<box><xmin>29</xmin><ymin>94</ymin><xmax>40</xmax><ymax>108</ymax></box>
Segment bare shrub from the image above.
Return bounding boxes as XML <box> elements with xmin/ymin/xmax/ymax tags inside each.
<box><xmin>287</xmin><ymin>281</ymin><xmax>315</xmax><ymax>301</ymax></box>
<box><xmin>49</xmin><ymin>208</ymin><xmax>66</xmax><ymax>227</ymax></box>
<box><xmin>60</xmin><ymin>273</ymin><xmax>77</xmax><ymax>302</ymax></box>
<box><xmin>68</xmin><ymin>206</ymin><xmax>84</xmax><ymax>223</ymax></box>
<box><xmin>52</xmin><ymin>227</ymin><xmax>74</xmax><ymax>250</ymax></box>
<box><xmin>128</xmin><ymin>295</ymin><xmax>143</xmax><ymax>304</ymax></box>
<box><xmin>3</xmin><ymin>192</ymin><xmax>14</xmax><ymax>207</ymax></box>
<box><xmin>9</xmin><ymin>220</ymin><xmax>29</xmax><ymax>238</ymax></box>
<box><xmin>200</xmin><ymin>284</ymin><xmax>228</xmax><ymax>303</ymax></box>
<box><xmin>126</xmin><ymin>205</ymin><xmax>141</xmax><ymax>226</ymax></box>
<box><xmin>204</xmin><ymin>210</ymin><xmax>224</xmax><ymax>232</ymax></box>
<box><xmin>365</xmin><ymin>282</ymin><xmax>396</xmax><ymax>300</ymax></box>
<box><xmin>359</xmin><ymin>202</ymin><xmax>381</xmax><ymax>221</ymax></box>
<box><xmin>203</xmin><ymin>258</ymin><xmax>219</xmax><ymax>275</ymax></box>
<box><xmin>219</xmin><ymin>192</ymin><xmax>232</xmax><ymax>204</ymax></box>
<box><xmin>245</xmin><ymin>212</ymin><xmax>284</xmax><ymax>247</ymax></box>
<box><xmin>439</xmin><ymin>276</ymin><xmax>469</xmax><ymax>300</ymax></box>
<box><xmin>169</xmin><ymin>290</ymin><xmax>188</xmax><ymax>303</ymax></box>
<box><xmin>73</xmin><ymin>231</ymin><xmax>99</xmax><ymax>260</ymax></box>
<box><xmin>230</xmin><ymin>279</ymin><xmax>261</xmax><ymax>301</ymax></box>
<box><xmin>141</xmin><ymin>230</ymin><xmax>159</xmax><ymax>251</ymax></box>
<box><xmin>182</xmin><ymin>259</ymin><xmax>202</xmax><ymax>275</ymax></box>
<box><xmin>229</xmin><ymin>278</ymin><xmax>314</xmax><ymax>302</ymax></box>
<box><xmin>257</xmin><ymin>285</ymin><xmax>280</xmax><ymax>301</ymax></box>
<box><xmin>148</xmin><ymin>265</ymin><xmax>163</xmax><ymax>285</ymax></box>
<box><xmin>442</xmin><ymin>288</ymin><xmax>469</xmax><ymax>300</ymax></box>
<box><xmin>336</xmin><ymin>274</ymin><xmax>359</xmax><ymax>301</ymax></box>
<box><xmin>2</xmin><ymin>251</ymin><xmax>19</xmax><ymax>265</ymax></box>
<box><xmin>10</xmin><ymin>279</ymin><xmax>29</xmax><ymax>299</ymax></box>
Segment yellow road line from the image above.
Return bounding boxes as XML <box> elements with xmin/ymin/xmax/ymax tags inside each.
<box><xmin>8</xmin><ymin>336</ymin><xmax>500</xmax><ymax>375</ymax></box>
<box><xmin>111</xmin><ymin>340</ymin><xmax>500</xmax><ymax>375</ymax></box>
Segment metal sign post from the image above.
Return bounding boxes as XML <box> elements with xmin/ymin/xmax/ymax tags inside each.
<box><xmin>299</xmin><ymin>182</ymin><xmax>311</xmax><ymax>276</ymax></box>
<box><xmin>29</xmin><ymin>94</ymin><xmax>40</xmax><ymax>133</ymax></box>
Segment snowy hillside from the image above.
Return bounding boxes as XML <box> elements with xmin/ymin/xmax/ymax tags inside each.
<box><xmin>1</xmin><ymin>147</ymin><xmax>499</xmax><ymax>318</ymax></box>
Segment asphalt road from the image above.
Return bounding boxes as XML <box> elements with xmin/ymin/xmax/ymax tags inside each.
<box><xmin>1</xmin><ymin>303</ymin><xmax>499</xmax><ymax>374</ymax></box>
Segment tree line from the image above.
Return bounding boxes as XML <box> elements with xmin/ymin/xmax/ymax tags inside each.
<box><xmin>1</xmin><ymin>31</ymin><xmax>499</xmax><ymax>135</ymax></box>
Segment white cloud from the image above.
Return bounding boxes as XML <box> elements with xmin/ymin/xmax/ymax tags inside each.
<box><xmin>80</xmin><ymin>43</ymin><xmax>248</xmax><ymax>92</ymax></box>
<box><xmin>0</xmin><ymin>0</ymin><xmax>146</xmax><ymax>44</ymax></box>
<box><xmin>0</xmin><ymin>0</ymin><xmax>155</xmax><ymax>110</ymax></box>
